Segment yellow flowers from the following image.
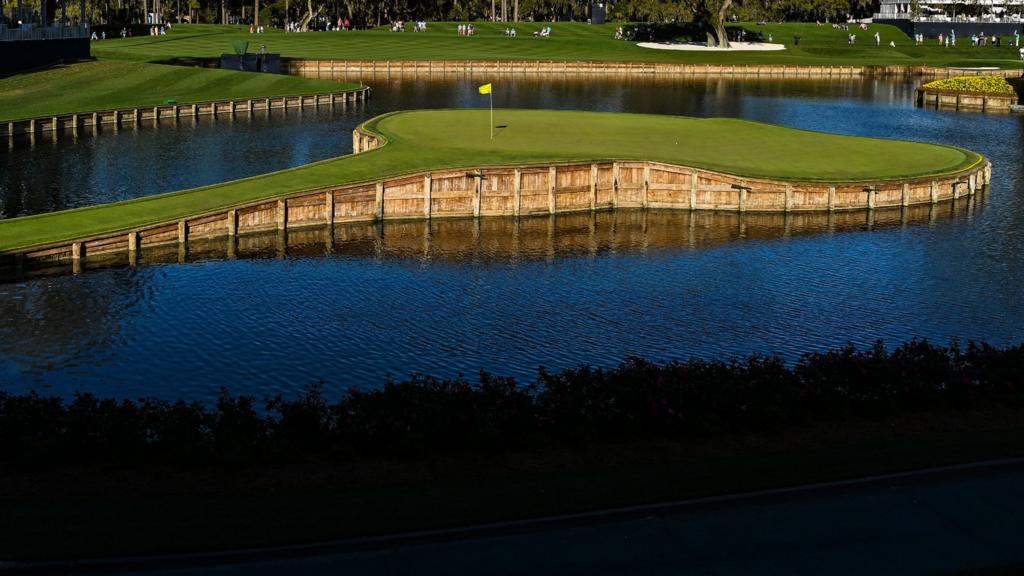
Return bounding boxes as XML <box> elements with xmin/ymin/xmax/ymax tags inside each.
<box><xmin>922</xmin><ymin>76</ymin><xmax>1018</xmax><ymax>96</ymax></box>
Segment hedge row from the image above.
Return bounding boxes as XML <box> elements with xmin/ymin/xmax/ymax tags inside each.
<box><xmin>2</xmin><ymin>340</ymin><xmax>1023</xmax><ymax>468</ymax></box>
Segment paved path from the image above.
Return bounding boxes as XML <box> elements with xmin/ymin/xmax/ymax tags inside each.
<box><xmin>13</xmin><ymin>461</ymin><xmax>1024</xmax><ymax>576</ymax></box>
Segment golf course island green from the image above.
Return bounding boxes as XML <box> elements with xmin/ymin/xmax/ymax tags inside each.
<box><xmin>0</xmin><ymin>109</ymin><xmax>986</xmax><ymax>254</ymax></box>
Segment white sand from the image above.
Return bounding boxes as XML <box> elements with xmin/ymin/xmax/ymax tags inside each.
<box><xmin>636</xmin><ymin>41</ymin><xmax>787</xmax><ymax>52</ymax></box>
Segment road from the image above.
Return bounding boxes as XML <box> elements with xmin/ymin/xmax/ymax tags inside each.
<box><xmin>12</xmin><ymin>460</ymin><xmax>1024</xmax><ymax>576</ymax></box>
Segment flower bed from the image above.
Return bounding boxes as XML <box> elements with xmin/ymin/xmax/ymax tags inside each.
<box><xmin>921</xmin><ymin>75</ymin><xmax>1018</xmax><ymax>97</ymax></box>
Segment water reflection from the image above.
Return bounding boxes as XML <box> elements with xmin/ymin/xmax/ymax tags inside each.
<box><xmin>1</xmin><ymin>75</ymin><xmax>1021</xmax><ymax>400</ymax></box>
<box><xmin>2</xmin><ymin>200</ymin><xmax>982</xmax><ymax>283</ymax></box>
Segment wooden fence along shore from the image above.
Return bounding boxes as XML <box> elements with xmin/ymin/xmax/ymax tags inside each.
<box><xmin>0</xmin><ymin>125</ymin><xmax>991</xmax><ymax>273</ymax></box>
<box><xmin>285</xmin><ymin>60</ymin><xmax>1024</xmax><ymax>81</ymax></box>
<box><xmin>2</xmin><ymin>201</ymin><xmax>984</xmax><ymax>281</ymax></box>
<box><xmin>916</xmin><ymin>88</ymin><xmax>1021</xmax><ymax>112</ymax></box>
<box><xmin>1</xmin><ymin>86</ymin><xmax>371</xmax><ymax>138</ymax></box>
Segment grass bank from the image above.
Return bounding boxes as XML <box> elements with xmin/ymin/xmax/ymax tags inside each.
<box><xmin>0</xmin><ymin>60</ymin><xmax>361</xmax><ymax>122</ymax></box>
<box><xmin>0</xmin><ymin>109</ymin><xmax>982</xmax><ymax>252</ymax></box>
<box><xmin>91</xmin><ymin>22</ymin><xmax>1024</xmax><ymax>68</ymax></box>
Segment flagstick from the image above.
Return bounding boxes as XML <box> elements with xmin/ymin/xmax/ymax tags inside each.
<box><xmin>489</xmin><ymin>91</ymin><xmax>494</xmax><ymax>140</ymax></box>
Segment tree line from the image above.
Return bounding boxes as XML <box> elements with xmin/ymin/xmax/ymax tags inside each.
<box><xmin>9</xmin><ymin>0</ymin><xmax>882</xmax><ymax>33</ymax></box>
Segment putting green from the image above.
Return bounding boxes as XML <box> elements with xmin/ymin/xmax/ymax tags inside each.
<box><xmin>0</xmin><ymin>109</ymin><xmax>983</xmax><ymax>253</ymax></box>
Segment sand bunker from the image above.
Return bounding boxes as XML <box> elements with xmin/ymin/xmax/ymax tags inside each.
<box><xmin>637</xmin><ymin>41</ymin><xmax>786</xmax><ymax>52</ymax></box>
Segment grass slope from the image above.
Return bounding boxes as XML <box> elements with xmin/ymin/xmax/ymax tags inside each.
<box><xmin>0</xmin><ymin>109</ymin><xmax>982</xmax><ymax>252</ymax></box>
<box><xmin>0</xmin><ymin>60</ymin><xmax>361</xmax><ymax>122</ymax></box>
<box><xmin>91</xmin><ymin>22</ymin><xmax>1024</xmax><ymax>68</ymax></box>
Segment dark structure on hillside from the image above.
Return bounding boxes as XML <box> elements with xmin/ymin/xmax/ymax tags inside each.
<box><xmin>874</xmin><ymin>0</ymin><xmax>1023</xmax><ymax>38</ymax></box>
<box><xmin>219</xmin><ymin>53</ymin><xmax>282</xmax><ymax>74</ymax></box>
<box><xmin>0</xmin><ymin>0</ymin><xmax>91</xmax><ymax>75</ymax></box>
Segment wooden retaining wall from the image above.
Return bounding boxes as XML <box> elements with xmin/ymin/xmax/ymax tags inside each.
<box><xmin>1</xmin><ymin>86</ymin><xmax>371</xmax><ymax>138</ymax></box>
<box><xmin>3</xmin><ymin>201</ymin><xmax>984</xmax><ymax>282</ymax></box>
<box><xmin>0</xmin><ymin>126</ymin><xmax>991</xmax><ymax>271</ymax></box>
<box><xmin>916</xmin><ymin>88</ymin><xmax>1020</xmax><ymax>112</ymax></box>
<box><xmin>284</xmin><ymin>60</ymin><xmax>1024</xmax><ymax>81</ymax></box>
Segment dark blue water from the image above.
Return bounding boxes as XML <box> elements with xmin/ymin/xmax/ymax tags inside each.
<box><xmin>1</xmin><ymin>76</ymin><xmax>1021</xmax><ymax>400</ymax></box>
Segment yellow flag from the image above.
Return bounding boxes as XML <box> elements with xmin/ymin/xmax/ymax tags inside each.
<box><xmin>478</xmin><ymin>83</ymin><xmax>492</xmax><ymax>95</ymax></box>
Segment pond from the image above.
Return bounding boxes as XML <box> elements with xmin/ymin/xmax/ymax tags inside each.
<box><xmin>1</xmin><ymin>75</ymin><xmax>1021</xmax><ymax>400</ymax></box>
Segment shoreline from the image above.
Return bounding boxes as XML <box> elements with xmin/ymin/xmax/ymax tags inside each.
<box><xmin>0</xmin><ymin>109</ymin><xmax>990</xmax><ymax>269</ymax></box>
<box><xmin>284</xmin><ymin>59</ymin><xmax>1024</xmax><ymax>80</ymax></box>
<box><xmin>1</xmin><ymin>86</ymin><xmax>370</xmax><ymax>138</ymax></box>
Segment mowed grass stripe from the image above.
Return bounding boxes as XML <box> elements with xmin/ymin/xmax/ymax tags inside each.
<box><xmin>92</xmin><ymin>23</ymin><xmax>1024</xmax><ymax>68</ymax></box>
<box><xmin>0</xmin><ymin>61</ymin><xmax>361</xmax><ymax>122</ymax></box>
<box><xmin>0</xmin><ymin>109</ymin><xmax>982</xmax><ymax>252</ymax></box>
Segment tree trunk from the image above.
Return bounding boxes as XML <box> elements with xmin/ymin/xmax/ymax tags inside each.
<box><xmin>298</xmin><ymin>0</ymin><xmax>317</xmax><ymax>30</ymax></box>
<box><xmin>714</xmin><ymin>0</ymin><xmax>732</xmax><ymax>48</ymax></box>
<box><xmin>254</xmin><ymin>0</ymin><xmax>259</xmax><ymax>26</ymax></box>
<box><xmin>513</xmin><ymin>0</ymin><xmax>518</xmax><ymax>21</ymax></box>
<box><xmin>491</xmin><ymin>0</ymin><xmax>495</xmax><ymax>21</ymax></box>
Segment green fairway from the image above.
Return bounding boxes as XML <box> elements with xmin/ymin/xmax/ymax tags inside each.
<box><xmin>0</xmin><ymin>109</ymin><xmax>982</xmax><ymax>253</ymax></box>
<box><xmin>0</xmin><ymin>60</ymin><xmax>361</xmax><ymax>122</ymax></box>
<box><xmin>91</xmin><ymin>22</ymin><xmax>1024</xmax><ymax>68</ymax></box>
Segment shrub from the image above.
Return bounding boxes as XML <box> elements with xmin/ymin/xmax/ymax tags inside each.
<box><xmin>2</xmin><ymin>340</ymin><xmax>1024</xmax><ymax>469</ymax></box>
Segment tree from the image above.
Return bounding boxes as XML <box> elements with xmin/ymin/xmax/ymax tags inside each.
<box><xmin>683</xmin><ymin>0</ymin><xmax>734</xmax><ymax>47</ymax></box>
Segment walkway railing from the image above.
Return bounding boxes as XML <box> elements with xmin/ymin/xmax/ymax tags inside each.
<box><xmin>0</xmin><ymin>24</ymin><xmax>89</xmax><ymax>41</ymax></box>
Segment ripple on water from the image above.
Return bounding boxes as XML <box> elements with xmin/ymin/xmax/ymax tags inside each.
<box><xmin>1</xmin><ymin>77</ymin><xmax>1022</xmax><ymax>400</ymax></box>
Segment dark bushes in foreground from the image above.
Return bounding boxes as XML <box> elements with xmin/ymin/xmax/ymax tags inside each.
<box><xmin>2</xmin><ymin>340</ymin><xmax>1023</xmax><ymax>468</ymax></box>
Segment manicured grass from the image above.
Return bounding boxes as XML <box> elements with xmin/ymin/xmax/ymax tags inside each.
<box><xmin>0</xmin><ymin>109</ymin><xmax>982</xmax><ymax>252</ymax></box>
<box><xmin>0</xmin><ymin>60</ymin><xmax>361</xmax><ymax>122</ymax></box>
<box><xmin>91</xmin><ymin>22</ymin><xmax>1024</xmax><ymax>68</ymax></box>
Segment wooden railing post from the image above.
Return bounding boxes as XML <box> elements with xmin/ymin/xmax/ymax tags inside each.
<box><xmin>690</xmin><ymin>169</ymin><xmax>698</xmax><ymax>210</ymax></box>
<box><xmin>424</xmin><ymin>174</ymin><xmax>433</xmax><ymax>219</ymax></box>
<box><xmin>375</xmin><ymin>181</ymin><xmax>385</xmax><ymax>221</ymax></box>
<box><xmin>325</xmin><ymin>191</ymin><xmax>335</xmax><ymax>225</ymax></box>
<box><xmin>611</xmin><ymin>162</ymin><xmax>620</xmax><ymax>209</ymax></box>
<box><xmin>548</xmin><ymin>166</ymin><xmax>557</xmax><ymax>214</ymax></box>
<box><xmin>641</xmin><ymin>163</ymin><xmax>650</xmax><ymax>209</ymax></box>
<box><xmin>277</xmin><ymin>200</ymin><xmax>287</xmax><ymax>230</ymax></box>
<box><xmin>590</xmin><ymin>163</ymin><xmax>598</xmax><ymax>211</ymax></box>
<box><xmin>177</xmin><ymin>220</ymin><xmax>188</xmax><ymax>243</ymax></box>
<box><xmin>227</xmin><ymin>209</ymin><xmax>238</xmax><ymax>236</ymax></box>
<box><xmin>474</xmin><ymin>172</ymin><xmax>482</xmax><ymax>218</ymax></box>
<box><xmin>513</xmin><ymin>168</ymin><xmax>522</xmax><ymax>217</ymax></box>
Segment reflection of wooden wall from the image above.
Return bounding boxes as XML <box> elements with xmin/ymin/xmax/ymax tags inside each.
<box><xmin>5</xmin><ymin>200</ymin><xmax>983</xmax><ymax>280</ymax></box>
<box><xmin>4</xmin><ymin>134</ymin><xmax>993</xmax><ymax>271</ymax></box>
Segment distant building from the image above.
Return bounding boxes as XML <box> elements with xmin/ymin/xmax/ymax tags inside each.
<box><xmin>875</xmin><ymin>0</ymin><xmax>1024</xmax><ymax>37</ymax></box>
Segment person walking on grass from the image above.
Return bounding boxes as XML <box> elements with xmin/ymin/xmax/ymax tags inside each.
<box><xmin>875</xmin><ymin>31</ymin><xmax>880</xmax><ymax>46</ymax></box>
